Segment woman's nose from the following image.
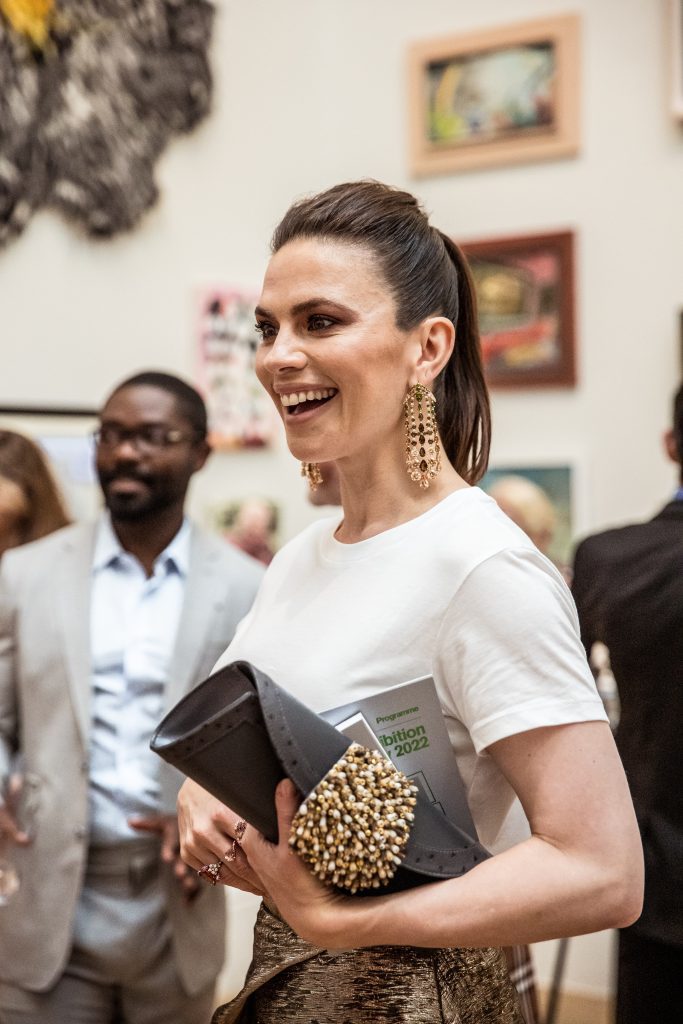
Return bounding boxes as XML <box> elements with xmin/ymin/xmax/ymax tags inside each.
<box><xmin>259</xmin><ymin>328</ymin><xmax>307</xmax><ymax>374</ymax></box>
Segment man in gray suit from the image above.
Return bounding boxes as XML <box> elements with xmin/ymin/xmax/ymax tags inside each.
<box><xmin>0</xmin><ymin>371</ymin><xmax>264</xmax><ymax>1023</ymax></box>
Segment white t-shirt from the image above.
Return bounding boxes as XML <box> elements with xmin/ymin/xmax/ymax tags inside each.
<box><xmin>218</xmin><ymin>487</ymin><xmax>607</xmax><ymax>854</ymax></box>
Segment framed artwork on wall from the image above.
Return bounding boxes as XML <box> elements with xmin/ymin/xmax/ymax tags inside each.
<box><xmin>195</xmin><ymin>287</ymin><xmax>275</xmax><ymax>450</ymax></box>
<box><xmin>481</xmin><ymin>464</ymin><xmax>573</xmax><ymax>571</ymax></box>
<box><xmin>460</xmin><ymin>230</ymin><xmax>576</xmax><ymax>389</ymax></box>
<box><xmin>407</xmin><ymin>14</ymin><xmax>580</xmax><ymax>176</ymax></box>
<box><xmin>672</xmin><ymin>0</ymin><xmax>683</xmax><ymax>119</ymax></box>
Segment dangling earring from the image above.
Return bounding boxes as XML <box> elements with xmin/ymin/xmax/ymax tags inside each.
<box><xmin>301</xmin><ymin>462</ymin><xmax>323</xmax><ymax>492</ymax></box>
<box><xmin>404</xmin><ymin>383</ymin><xmax>441</xmax><ymax>489</ymax></box>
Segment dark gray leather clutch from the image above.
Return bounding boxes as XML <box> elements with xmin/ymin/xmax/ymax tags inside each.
<box><xmin>151</xmin><ymin>660</ymin><xmax>489</xmax><ymax>893</ymax></box>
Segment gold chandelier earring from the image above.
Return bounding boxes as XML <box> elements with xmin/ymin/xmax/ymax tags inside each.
<box><xmin>404</xmin><ymin>383</ymin><xmax>441</xmax><ymax>489</ymax></box>
<box><xmin>301</xmin><ymin>462</ymin><xmax>323</xmax><ymax>492</ymax></box>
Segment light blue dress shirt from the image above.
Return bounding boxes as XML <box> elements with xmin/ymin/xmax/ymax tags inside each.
<box><xmin>88</xmin><ymin>515</ymin><xmax>190</xmax><ymax>845</ymax></box>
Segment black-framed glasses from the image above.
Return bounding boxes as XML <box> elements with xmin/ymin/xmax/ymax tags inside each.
<box><xmin>92</xmin><ymin>424</ymin><xmax>202</xmax><ymax>454</ymax></box>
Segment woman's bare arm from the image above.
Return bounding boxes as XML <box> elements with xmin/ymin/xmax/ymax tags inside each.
<box><xmin>233</xmin><ymin>720</ymin><xmax>643</xmax><ymax>949</ymax></box>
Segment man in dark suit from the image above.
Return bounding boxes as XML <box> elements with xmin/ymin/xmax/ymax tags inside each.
<box><xmin>572</xmin><ymin>384</ymin><xmax>683</xmax><ymax>1024</ymax></box>
<box><xmin>0</xmin><ymin>372</ymin><xmax>263</xmax><ymax>1023</ymax></box>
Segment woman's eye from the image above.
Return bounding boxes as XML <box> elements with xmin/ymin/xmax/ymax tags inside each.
<box><xmin>308</xmin><ymin>314</ymin><xmax>335</xmax><ymax>331</ymax></box>
<box><xmin>254</xmin><ymin>321</ymin><xmax>276</xmax><ymax>341</ymax></box>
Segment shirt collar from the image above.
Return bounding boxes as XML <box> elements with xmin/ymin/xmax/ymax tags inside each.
<box><xmin>93</xmin><ymin>513</ymin><xmax>191</xmax><ymax>577</ymax></box>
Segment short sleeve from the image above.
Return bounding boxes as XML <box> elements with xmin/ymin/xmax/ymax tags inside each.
<box><xmin>434</xmin><ymin>547</ymin><xmax>608</xmax><ymax>754</ymax></box>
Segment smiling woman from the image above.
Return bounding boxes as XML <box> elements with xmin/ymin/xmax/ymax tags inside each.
<box><xmin>177</xmin><ymin>181</ymin><xmax>643</xmax><ymax>1024</ymax></box>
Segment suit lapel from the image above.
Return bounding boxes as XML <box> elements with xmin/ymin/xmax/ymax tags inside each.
<box><xmin>165</xmin><ymin>527</ymin><xmax>224</xmax><ymax>711</ymax></box>
<box><xmin>653</xmin><ymin>500</ymin><xmax>683</xmax><ymax>523</ymax></box>
<box><xmin>56</xmin><ymin>524</ymin><xmax>97</xmax><ymax>750</ymax></box>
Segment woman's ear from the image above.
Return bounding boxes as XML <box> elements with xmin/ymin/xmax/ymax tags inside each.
<box><xmin>413</xmin><ymin>317</ymin><xmax>455</xmax><ymax>384</ymax></box>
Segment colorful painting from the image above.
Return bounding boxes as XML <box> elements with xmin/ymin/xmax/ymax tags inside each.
<box><xmin>408</xmin><ymin>15</ymin><xmax>580</xmax><ymax>176</ymax></box>
<box><xmin>481</xmin><ymin>465</ymin><xmax>573</xmax><ymax>571</ymax></box>
<box><xmin>461</xmin><ymin>231</ymin><xmax>576</xmax><ymax>388</ymax></box>
<box><xmin>196</xmin><ymin>288</ymin><xmax>274</xmax><ymax>449</ymax></box>
<box><xmin>427</xmin><ymin>43</ymin><xmax>556</xmax><ymax>148</ymax></box>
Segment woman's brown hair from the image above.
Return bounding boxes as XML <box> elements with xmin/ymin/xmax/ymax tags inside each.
<box><xmin>271</xmin><ymin>180</ymin><xmax>491</xmax><ymax>483</ymax></box>
<box><xmin>0</xmin><ymin>430</ymin><xmax>70</xmax><ymax>546</ymax></box>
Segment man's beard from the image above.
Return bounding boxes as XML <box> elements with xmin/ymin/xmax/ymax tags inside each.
<box><xmin>99</xmin><ymin>470</ymin><xmax>170</xmax><ymax>522</ymax></box>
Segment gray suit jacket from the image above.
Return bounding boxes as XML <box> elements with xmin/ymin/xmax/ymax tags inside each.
<box><xmin>0</xmin><ymin>520</ymin><xmax>263</xmax><ymax>993</ymax></box>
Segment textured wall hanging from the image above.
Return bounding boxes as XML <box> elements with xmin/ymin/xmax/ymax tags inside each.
<box><xmin>0</xmin><ymin>0</ymin><xmax>214</xmax><ymax>247</ymax></box>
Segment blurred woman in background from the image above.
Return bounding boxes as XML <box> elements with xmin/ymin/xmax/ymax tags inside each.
<box><xmin>0</xmin><ymin>430</ymin><xmax>70</xmax><ymax>557</ymax></box>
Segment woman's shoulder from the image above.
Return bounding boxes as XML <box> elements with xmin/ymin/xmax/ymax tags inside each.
<box><xmin>420</xmin><ymin>486</ymin><xmax>539</xmax><ymax>574</ymax></box>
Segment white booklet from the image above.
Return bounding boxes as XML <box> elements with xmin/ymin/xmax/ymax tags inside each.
<box><xmin>321</xmin><ymin>675</ymin><xmax>479</xmax><ymax>841</ymax></box>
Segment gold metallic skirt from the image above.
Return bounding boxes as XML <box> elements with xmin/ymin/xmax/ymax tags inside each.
<box><xmin>213</xmin><ymin>904</ymin><xmax>524</xmax><ymax>1024</ymax></box>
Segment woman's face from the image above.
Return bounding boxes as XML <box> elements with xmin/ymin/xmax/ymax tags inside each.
<box><xmin>0</xmin><ymin>475</ymin><xmax>28</xmax><ymax>556</ymax></box>
<box><xmin>255</xmin><ymin>238</ymin><xmax>420</xmax><ymax>465</ymax></box>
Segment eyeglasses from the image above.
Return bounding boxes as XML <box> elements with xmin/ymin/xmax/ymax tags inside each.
<box><xmin>92</xmin><ymin>424</ymin><xmax>202</xmax><ymax>454</ymax></box>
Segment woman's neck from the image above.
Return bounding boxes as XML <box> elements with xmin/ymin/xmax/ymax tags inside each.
<box><xmin>333</xmin><ymin>447</ymin><xmax>468</xmax><ymax>544</ymax></box>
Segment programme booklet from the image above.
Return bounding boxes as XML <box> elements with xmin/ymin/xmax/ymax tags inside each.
<box><xmin>321</xmin><ymin>675</ymin><xmax>479</xmax><ymax>841</ymax></box>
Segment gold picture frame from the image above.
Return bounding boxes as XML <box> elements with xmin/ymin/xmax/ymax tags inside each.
<box><xmin>407</xmin><ymin>14</ymin><xmax>581</xmax><ymax>177</ymax></box>
<box><xmin>671</xmin><ymin>0</ymin><xmax>683</xmax><ymax>119</ymax></box>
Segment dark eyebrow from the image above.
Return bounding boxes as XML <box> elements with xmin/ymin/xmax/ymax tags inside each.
<box><xmin>255</xmin><ymin>298</ymin><xmax>354</xmax><ymax>319</ymax></box>
<box><xmin>99</xmin><ymin>418</ymin><xmax>173</xmax><ymax>428</ymax></box>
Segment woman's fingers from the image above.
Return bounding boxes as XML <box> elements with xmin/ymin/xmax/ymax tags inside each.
<box><xmin>177</xmin><ymin>779</ymin><xmax>241</xmax><ymax>869</ymax></box>
<box><xmin>274</xmin><ymin>778</ymin><xmax>300</xmax><ymax>847</ymax></box>
<box><xmin>217</xmin><ymin>848</ymin><xmax>267</xmax><ymax>897</ymax></box>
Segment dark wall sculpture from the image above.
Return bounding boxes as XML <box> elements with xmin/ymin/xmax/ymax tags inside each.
<box><xmin>0</xmin><ymin>0</ymin><xmax>214</xmax><ymax>248</ymax></box>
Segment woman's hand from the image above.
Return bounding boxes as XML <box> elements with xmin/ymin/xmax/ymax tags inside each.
<box><xmin>177</xmin><ymin>778</ymin><xmax>267</xmax><ymax>899</ymax></box>
<box><xmin>178</xmin><ymin>777</ymin><xmax>357</xmax><ymax>945</ymax></box>
<box><xmin>238</xmin><ymin>779</ymin><xmax>359</xmax><ymax>948</ymax></box>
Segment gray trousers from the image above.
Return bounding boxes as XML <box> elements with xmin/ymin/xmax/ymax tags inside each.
<box><xmin>0</xmin><ymin>841</ymin><xmax>215</xmax><ymax>1024</ymax></box>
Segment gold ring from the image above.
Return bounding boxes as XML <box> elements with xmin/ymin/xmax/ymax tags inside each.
<box><xmin>222</xmin><ymin>820</ymin><xmax>248</xmax><ymax>864</ymax></box>
<box><xmin>197</xmin><ymin>861</ymin><xmax>222</xmax><ymax>885</ymax></box>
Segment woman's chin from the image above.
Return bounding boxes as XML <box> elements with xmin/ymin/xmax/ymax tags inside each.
<box><xmin>287</xmin><ymin>443</ymin><xmax>327</xmax><ymax>463</ymax></box>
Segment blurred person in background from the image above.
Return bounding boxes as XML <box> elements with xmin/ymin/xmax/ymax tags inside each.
<box><xmin>572</xmin><ymin>383</ymin><xmax>683</xmax><ymax>1024</ymax></box>
<box><xmin>487</xmin><ymin>475</ymin><xmax>556</xmax><ymax>557</ymax></box>
<box><xmin>223</xmin><ymin>496</ymin><xmax>278</xmax><ymax>566</ymax></box>
<box><xmin>0</xmin><ymin>372</ymin><xmax>263</xmax><ymax>1024</ymax></box>
<box><xmin>488</xmin><ymin>474</ymin><xmax>571</xmax><ymax>583</ymax></box>
<box><xmin>0</xmin><ymin>429</ymin><xmax>70</xmax><ymax>557</ymax></box>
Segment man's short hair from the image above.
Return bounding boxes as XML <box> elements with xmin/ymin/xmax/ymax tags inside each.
<box><xmin>107</xmin><ymin>371</ymin><xmax>208</xmax><ymax>438</ymax></box>
<box><xmin>674</xmin><ymin>382</ymin><xmax>683</xmax><ymax>455</ymax></box>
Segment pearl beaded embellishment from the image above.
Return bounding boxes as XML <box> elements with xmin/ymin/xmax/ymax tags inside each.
<box><xmin>289</xmin><ymin>743</ymin><xmax>418</xmax><ymax>893</ymax></box>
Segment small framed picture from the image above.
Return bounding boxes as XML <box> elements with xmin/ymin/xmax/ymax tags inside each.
<box><xmin>461</xmin><ymin>230</ymin><xmax>576</xmax><ymax>389</ymax></box>
<box><xmin>195</xmin><ymin>287</ymin><xmax>275</xmax><ymax>450</ymax></box>
<box><xmin>482</xmin><ymin>464</ymin><xmax>573</xmax><ymax>573</ymax></box>
<box><xmin>672</xmin><ymin>0</ymin><xmax>683</xmax><ymax>119</ymax></box>
<box><xmin>407</xmin><ymin>14</ymin><xmax>580</xmax><ymax>176</ymax></box>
